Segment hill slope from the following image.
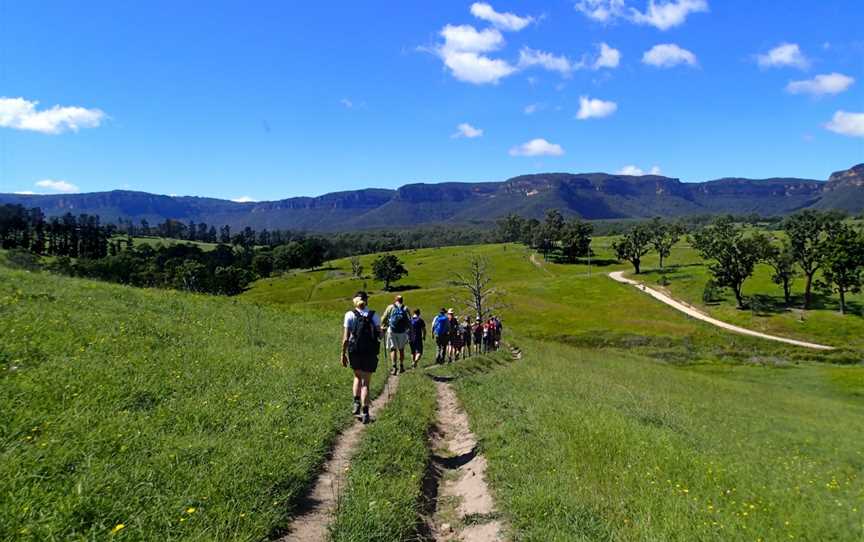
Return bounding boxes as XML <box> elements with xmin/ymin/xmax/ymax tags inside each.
<box><xmin>2</xmin><ymin>165</ymin><xmax>861</xmax><ymax>230</ymax></box>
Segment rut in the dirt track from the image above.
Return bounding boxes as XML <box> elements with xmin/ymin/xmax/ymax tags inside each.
<box><xmin>280</xmin><ymin>375</ymin><xmax>399</xmax><ymax>542</ymax></box>
<box><xmin>426</xmin><ymin>378</ymin><xmax>503</xmax><ymax>542</ymax></box>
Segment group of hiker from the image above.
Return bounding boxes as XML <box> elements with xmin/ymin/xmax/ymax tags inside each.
<box><xmin>341</xmin><ymin>292</ymin><xmax>503</xmax><ymax>424</ymax></box>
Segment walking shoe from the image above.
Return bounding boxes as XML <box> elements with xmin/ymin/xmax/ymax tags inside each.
<box><xmin>352</xmin><ymin>400</ymin><xmax>361</xmax><ymax>417</ymax></box>
<box><xmin>361</xmin><ymin>412</ymin><xmax>371</xmax><ymax>424</ymax></box>
<box><xmin>399</xmin><ymin>364</ymin><xmax>405</xmax><ymax>374</ymax></box>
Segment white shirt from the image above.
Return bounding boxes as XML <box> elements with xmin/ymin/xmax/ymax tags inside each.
<box><xmin>344</xmin><ymin>308</ymin><xmax>381</xmax><ymax>329</ymax></box>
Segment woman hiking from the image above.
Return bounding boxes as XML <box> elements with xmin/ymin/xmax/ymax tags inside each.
<box><xmin>341</xmin><ymin>291</ymin><xmax>381</xmax><ymax>424</ymax></box>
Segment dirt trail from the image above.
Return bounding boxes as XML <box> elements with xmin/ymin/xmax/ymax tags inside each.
<box><xmin>280</xmin><ymin>375</ymin><xmax>399</xmax><ymax>542</ymax></box>
<box><xmin>428</xmin><ymin>379</ymin><xmax>503</xmax><ymax>542</ymax></box>
<box><xmin>608</xmin><ymin>271</ymin><xmax>834</xmax><ymax>351</ymax></box>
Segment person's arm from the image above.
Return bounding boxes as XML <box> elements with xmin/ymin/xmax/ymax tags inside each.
<box><xmin>380</xmin><ymin>306</ymin><xmax>390</xmax><ymax>331</ymax></box>
<box><xmin>422</xmin><ymin>320</ymin><xmax>427</xmax><ymax>340</ymax></box>
<box><xmin>341</xmin><ymin>314</ymin><xmax>351</xmax><ymax>367</ymax></box>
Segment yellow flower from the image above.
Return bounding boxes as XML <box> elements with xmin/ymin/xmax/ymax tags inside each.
<box><xmin>186</xmin><ymin>507</ymin><xmax>196</xmax><ymax>514</ymax></box>
<box><xmin>110</xmin><ymin>523</ymin><xmax>125</xmax><ymax>534</ymax></box>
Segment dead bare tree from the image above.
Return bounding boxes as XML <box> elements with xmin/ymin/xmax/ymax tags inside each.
<box><xmin>450</xmin><ymin>255</ymin><xmax>507</xmax><ymax>320</ymax></box>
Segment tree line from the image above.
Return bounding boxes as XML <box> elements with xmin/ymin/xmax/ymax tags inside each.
<box><xmin>612</xmin><ymin>210</ymin><xmax>863</xmax><ymax>314</ymax></box>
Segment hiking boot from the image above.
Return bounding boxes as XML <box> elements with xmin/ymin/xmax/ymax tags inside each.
<box><xmin>352</xmin><ymin>400</ymin><xmax>361</xmax><ymax>416</ymax></box>
<box><xmin>361</xmin><ymin>412</ymin><xmax>371</xmax><ymax>424</ymax></box>
<box><xmin>399</xmin><ymin>364</ymin><xmax>405</xmax><ymax>374</ymax></box>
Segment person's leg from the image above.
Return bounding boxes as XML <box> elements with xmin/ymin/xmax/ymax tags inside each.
<box><xmin>360</xmin><ymin>371</ymin><xmax>372</xmax><ymax>423</ymax></box>
<box><xmin>398</xmin><ymin>347</ymin><xmax>405</xmax><ymax>372</ymax></box>
<box><xmin>352</xmin><ymin>370</ymin><xmax>362</xmax><ymax>415</ymax></box>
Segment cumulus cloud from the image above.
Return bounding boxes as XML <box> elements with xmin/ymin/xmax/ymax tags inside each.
<box><xmin>786</xmin><ymin>73</ymin><xmax>854</xmax><ymax>96</ymax></box>
<box><xmin>35</xmin><ymin>179</ymin><xmax>79</xmax><ymax>193</ymax></box>
<box><xmin>756</xmin><ymin>43</ymin><xmax>809</xmax><ymax>70</ymax></box>
<box><xmin>630</xmin><ymin>0</ymin><xmax>708</xmax><ymax>30</ymax></box>
<box><xmin>576</xmin><ymin>96</ymin><xmax>618</xmax><ymax>119</ymax></box>
<box><xmin>592</xmin><ymin>42</ymin><xmax>621</xmax><ymax>69</ymax></box>
<box><xmin>576</xmin><ymin>0</ymin><xmax>707</xmax><ymax>29</ymax></box>
<box><xmin>618</xmin><ymin>165</ymin><xmax>662</xmax><ymax>176</ymax></box>
<box><xmin>470</xmin><ymin>2</ymin><xmax>534</xmax><ymax>31</ymax></box>
<box><xmin>825</xmin><ymin>111</ymin><xmax>864</xmax><ymax>138</ymax></box>
<box><xmin>508</xmin><ymin>138</ymin><xmax>565</xmax><ymax>157</ymax></box>
<box><xmin>524</xmin><ymin>103</ymin><xmax>541</xmax><ymax>114</ymax></box>
<box><xmin>575</xmin><ymin>0</ymin><xmax>626</xmax><ymax>22</ymax></box>
<box><xmin>518</xmin><ymin>48</ymin><xmax>575</xmax><ymax>76</ymax></box>
<box><xmin>452</xmin><ymin>122</ymin><xmax>484</xmax><ymax>138</ymax></box>
<box><xmin>642</xmin><ymin>43</ymin><xmax>698</xmax><ymax>67</ymax></box>
<box><xmin>433</xmin><ymin>24</ymin><xmax>517</xmax><ymax>85</ymax></box>
<box><xmin>339</xmin><ymin>98</ymin><xmax>353</xmax><ymax>108</ymax></box>
<box><xmin>0</xmin><ymin>97</ymin><xmax>106</xmax><ymax>135</ymax></box>
<box><xmin>232</xmin><ymin>196</ymin><xmax>257</xmax><ymax>203</ymax></box>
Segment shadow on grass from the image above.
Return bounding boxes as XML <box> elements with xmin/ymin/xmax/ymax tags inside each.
<box><xmin>386</xmin><ymin>284</ymin><xmax>422</xmax><ymax>293</ymax></box>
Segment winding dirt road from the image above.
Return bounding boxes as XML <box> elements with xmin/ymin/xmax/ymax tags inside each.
<box><xmin>608</xmin><ymin>271</ymin><xmax>834</xmax><ymax>351</ymax></box>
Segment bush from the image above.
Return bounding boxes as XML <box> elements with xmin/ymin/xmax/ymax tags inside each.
<box><xmin>4</xmin><ymin>249</ymin><xmax>41</xmax><ymax>271</ymax></box>
<box><xmin>702</xmin><ymin>279</ymin><xmax>722</xmax><ymax>304</ymax></box>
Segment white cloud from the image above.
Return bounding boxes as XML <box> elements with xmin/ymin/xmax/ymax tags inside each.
<box><xmin>524</xmin><ymin>103</ymin><xmax>541</xmax><ymax>114</ymax></box>
<box><xmin>824</xmin><ymin>111</ymin><xmax>864</xmax><ymax>138</ymax></box>
<box><xmin>508</xmin><ymin>138</ymin><xmax>564</xmax><ymax>157</ymax></box>
<box><xmin>592</xmin><ymin>42</ymin><xmax>621</xmax><ymax>69</ymax></box>
<box><xmin>575</xmin><ymin>0</ymin><xmax>626</xmax><ymax>22</ymax></box>
<box><xmin>470</xmin><ymin>2</ymin><xmax>534</xmax><ymax>31</ymax></box>
<box><xmin>232</xmin><ymin>196</ymin><xmax>257</xmax><ymax>203</ymax></box>
<box><xmin>576</xmin><ymin>96</ymin><xmax>618</xmax><ymax>119</ymax></box>
<box><xmin>0</xmin><ymin>97</ymin><xmax>105</xmax><ymax>135</ymax></box>
<box><xmin>630</xmin><ymin>0</ymin><xmax>708</xmax><ymax>30</ymax></box>
<box><xmin>439</xmin><ymin>24</ymin><xmax>504</xmax><ymax>54</ymax></box>
<box><xmin>518</xmin><ymin>47</ymin><xmax>574</xmax><ymax>76</ymax></box>
<box><xmin>434</xmin><ymin>24</ymin><xmax>517</xmax><ymax>85</ymax></box>
<box><xmin>441</xmin><ymin>51</ymin><xmax>517</xmax><ymax>84</ymax></box>
<box><xmin>35</xmin><ymin>179</ymin><xmax>79</xmax><ymax>193</ymax></box>
<box><xmin>642</xmin><ymin>43</ymin><xmax>698</xmax><ymax>67</ymax></box>
<box><xmin>576</xmin><ymin>0</ymin><xmax>707</xmax><ymax>29</ymax></box>
<box><xmin>786</xmin><ymin>73</ymin><xmax>854</xmax><ymax>96</ymax></box>
<box><xmin>13</xmin><ymin>191</ymin><xmax>36</xmax><ymax>195</ymax></box>
<box><xmin>339</xmin><ymin>98</ymin><xmax>353</xmax><ymax>108</ymax></box>
<box><xmin>452</xmin><ymin>122</ymin><xmax>484</xmax><ymax>138</ymax></box>
<box><xmin>756</xmin><ymin>43</ymin><xmax>809</xmax><ymax>70</ymax></box>
<box><xmin>617</xmin><ymin>165</ymin><xmax>662</xmax><ymax>175</ymax></box>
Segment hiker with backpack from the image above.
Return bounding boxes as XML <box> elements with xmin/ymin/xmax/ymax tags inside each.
<box><xmin>341</xmin><ymin>291</ymin><xmax>381</xmax><ymax>424</ymax></box>
<box><xmin>446</xmin><ymin>309</ymin><xmax>460</xmax><ymax>363</ymax></box>
<box><xmin>461</xmin><ymin>316</ymin><xmax>473</xmax><ymax>358</ymax></box>
<box><xmin>432</xmin><ymin>307</ymin><xmax>450</xmax><ymax>364</ymax></box>
<box><xmin>381</xmin><ymin>295</ymin><xmax>411</xmax><ymax>375</ymax></box>
<box><xmin>409</xmin><ymin>308</ymin><xmax>426</xmax><ymax>369</ymax></box>
<box><xmin>472</xmin><ymin>317</ymin><xmax>483</xmax><ymax>356</ymax></box>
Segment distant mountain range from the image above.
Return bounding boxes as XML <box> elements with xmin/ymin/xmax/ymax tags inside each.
<box><xmin>2</xmin><ymin>164</ymin><xmax>862</xmax><ymax>231</ymax></box>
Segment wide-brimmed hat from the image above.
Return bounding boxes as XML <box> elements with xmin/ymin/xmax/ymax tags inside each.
<box><xmin>447</xmin><ymin>308</ymin><xmax>454</xmax><ymax>315</ymax></box>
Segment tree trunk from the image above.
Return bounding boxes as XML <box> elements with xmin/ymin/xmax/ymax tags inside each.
<box><xmin>658</xmin><ymin>253</ymin><xmax>665</xmax><ymax>270</ymax></box>
<box><xmin>633</xmin><ymin>258</ymin><xmax>641</xmax><ymax>274</ymax></box>
<box><xmin>783</xmin><ymin>279</ymin><xmax>791</xmax><ymax>306</ymax></box>
<box><xmin>839</xmin><ymin>288</ymin><xmax>846</xmax><ymax>315</ymax></box>
<box><xmin>803</xmin><ymin>272</ymin><xmax>814</xmax><ymax>309</ymax></box>
<box><xmin>734</xmin><ymin>284</ymin><xmax>745</xmax><ymax>309</ymax></box>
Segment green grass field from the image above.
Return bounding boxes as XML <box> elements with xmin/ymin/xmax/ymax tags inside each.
<box><xmin>0</xmin><ymin>266</ymin><xmax>384</xmax><ymax>541</ymax></box>
<box><xmin>4</xmin><ymin>233</ymin><xmax>863</xmax><ymax>541</ymax></box>
<box><xmin>429</xmin><ymin>340</ymin><xmax>864</xmax><ymax>541</ymax></box>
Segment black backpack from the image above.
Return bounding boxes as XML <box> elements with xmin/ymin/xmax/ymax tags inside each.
<box><xmin>348</xmin><ymin>310</ymin><xmax>379</xmax><ymax>356</ymax></box>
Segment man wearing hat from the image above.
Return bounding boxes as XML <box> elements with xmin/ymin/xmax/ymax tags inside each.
<box><xmin>341</xmin><ymin>291</ymin><xmax>381</xmax><ymax>424</ymax></box>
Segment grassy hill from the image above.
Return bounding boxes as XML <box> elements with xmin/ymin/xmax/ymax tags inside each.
<box><xmin>0</xmin><ymin>266</ymin><xmax>384</xmax><ymax>540</ymax></box>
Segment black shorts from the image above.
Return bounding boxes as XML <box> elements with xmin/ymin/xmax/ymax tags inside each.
<box><xmin>349</xmin><ymin>352</ymin><xmax>378</xmax><ymax>373</ymax></box>
<box><xmin>410</xmin><ymin>339</ymin><xmax>423</xmax><ymax>355</ymax></box>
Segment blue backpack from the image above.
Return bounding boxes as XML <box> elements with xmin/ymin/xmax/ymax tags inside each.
<box><xmin>432</xmin><ymin>314</ymin><xmax>450</xmax><ymax>336</ymax></box>
<box><xmin>389</xmin><ymin>304</ymin><xmax>410</xmax><ymax>333</ymax></box>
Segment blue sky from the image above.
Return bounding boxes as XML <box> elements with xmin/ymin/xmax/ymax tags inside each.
<box><xmin>1</xmin><ymin>0</ymin><xmax>862</xmax><ymax>201</ymax></box>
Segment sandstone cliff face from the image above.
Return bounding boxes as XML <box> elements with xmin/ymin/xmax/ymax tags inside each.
<box><xmin>1</xmin><ymin>165</ymin><xmax>861</xmax><ymax>230</ymax></box>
